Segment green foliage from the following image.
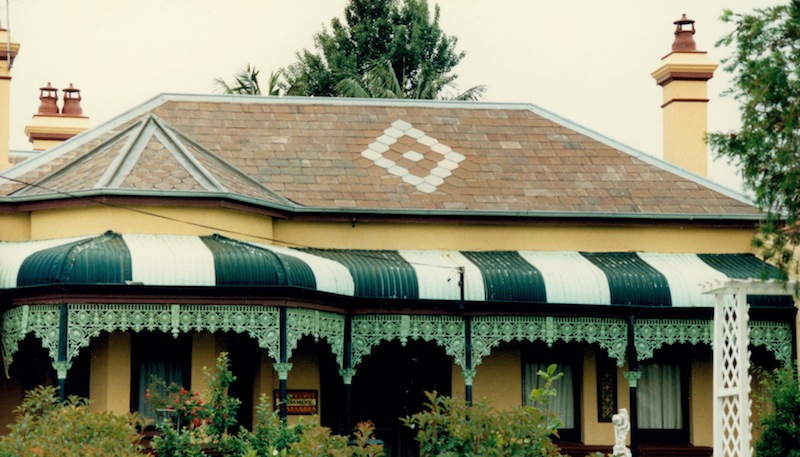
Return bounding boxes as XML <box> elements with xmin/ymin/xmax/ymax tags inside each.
<box><xmin>753</xmin><ymin>368</ymin><xmax>800</xmax><ymax>457</ymax></box>
<box><xmin>0</xmin><ymin>385</ymin><xmax>145</xmax><ymax>457</ymax></box>
<box><xmin>149</xmin><ymin>352</ymin><xmax>384</xmax><ymax>456</ymax></box>
<box><xmin>214</xmin><ymin>65</ymin><xmax>280</xmax><ymax>96</ymax></box>
<box><xmin>707</xmin><ymin>1</ymin><xmax>800</xmax><ymax>277</ymax></box>
<box><xmin>287</xmin><ymin>0</ymin><xmax>484</xmax><ymax>99</ymax></box>
<box><xmin>402</xmin><ymin>364</ymin><xmax>564</xmax><ymax>457</ymax></box>
<box><xmin>223</xmin><ymin>0</ymin><xmax>483</xmax><ymax>100</ymax></box>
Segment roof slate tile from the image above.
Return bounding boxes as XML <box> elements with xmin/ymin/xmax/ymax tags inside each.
<box><xmin>2</xmin><ymin>97</ymin><xmax>760</xmax><ymax>217</ymax></box>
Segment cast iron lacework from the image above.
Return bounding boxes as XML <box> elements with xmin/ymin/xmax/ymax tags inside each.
<box><xmin>750</xmin><ymin>320</ymin><xmax>793</xmax><ymax>367</ymax></box>
<box><xmin>0</xmin><ymin>304</ymin><xmax>281</xmax><ymax>374</ymax></box>
<box><xmin>1</xmin><ymin>305</ymin><xmax>60</xmax><ymax>373</ymax></box>
<box><xmin>634</xmin><ymin>319</ymin><xmax>792</xmax><ymax>366</ymax></box>
<box><xmin>634</xmin><ymin>319</ymin><xmax>712</xmax><ymax>361</ymax></box>
<box><xmin>350</xmin><ymin>315</ymin><xmax>465</xmax><ymax>368</ymax></box>
<box><xmin>286</xmin><ymin>308</ymin><xmax>345</xmax><ymax>368</ymax></box>
<box><xmin>471</xmin><ymin>316</ymin><xmax>628</xmax><ymax>367</ymax></box>
<box><xmin>69</xmin><ymin>304</ymin><xmax>281</xmax><ymax>361</ymax></box>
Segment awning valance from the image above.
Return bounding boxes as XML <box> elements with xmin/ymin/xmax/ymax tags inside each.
<box><xmin>0</xmin><ymin>232</ymin><xmax>790</xmax><ymax>308</ymax></box>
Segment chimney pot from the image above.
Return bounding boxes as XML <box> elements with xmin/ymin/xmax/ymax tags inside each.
<box><xmin>672</xmin><ymin>14</ymin><xmax>697</xmax><ymax>52</ymax></box>
<box><xmin>37</xmin><ymin>82</ymin><xmax>59</xmax><ymax>115</ymax></box>
<box><xmin>61</xmin><ymin>83</ymin><xmax>84</xmax><ymax>116</ymax></box>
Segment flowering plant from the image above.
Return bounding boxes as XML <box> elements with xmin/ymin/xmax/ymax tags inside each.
<box><xmin>146</xmin><ymin>381</ymin><xmax>211</xmax><ymax>430</ymax></box>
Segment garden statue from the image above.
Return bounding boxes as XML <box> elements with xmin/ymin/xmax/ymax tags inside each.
<box><xmin>612</xmin><ymin>408</ymin><xmax>632</xmax><ymax>457</ymax></box>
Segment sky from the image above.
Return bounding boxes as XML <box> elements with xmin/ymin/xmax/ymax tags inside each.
<box><xmin>1</xmin><ymin>0</ymin><xmax>786</xmax><ymax>192</ymax></box>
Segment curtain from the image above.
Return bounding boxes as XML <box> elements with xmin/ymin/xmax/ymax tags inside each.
<box><xmin>637</xmin><ymin>362</ymin><xmax>682</xmax><ymax>429</ymax></box>
<box><xmin>137</xmin><ymin>357</ymin><xmax>185</xmax><ymax>421</ymax></box>
<box><xmin>523</xmin><ymin>362</ymin><xmax>575</xmax><ymax>428</ymax></box>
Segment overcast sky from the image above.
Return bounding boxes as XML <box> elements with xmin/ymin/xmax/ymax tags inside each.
<box><xmin>2</xmin><ymin>0</ymin><xmax>785</xmax><ymax>191</ymax></box>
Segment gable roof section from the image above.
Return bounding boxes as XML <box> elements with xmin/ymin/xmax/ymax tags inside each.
<box><xmin>0</xmin><ymin>94</ymin><xmax>761</xmax><ymax>218</ymax></box>
<box><xmin>6</xmin><ymin>114</ymin><xmax>292</xmax><ymax>206</ymax></box>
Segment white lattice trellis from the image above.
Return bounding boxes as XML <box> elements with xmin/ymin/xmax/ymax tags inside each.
<box><xmin>705</xmin><ymin>279</ymin><xmax>796</xmax><ymax>457</ymax></box>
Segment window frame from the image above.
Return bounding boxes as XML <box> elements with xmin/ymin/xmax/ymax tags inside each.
<box><xmin>521</xmin><ymin>343</ymin><xmax>582</xmax><ymax>442</ymax></box>
<box><xmin>636</xmin><ymin>350</ymin><xmax>691</xmax><ymax>444</ymax></box>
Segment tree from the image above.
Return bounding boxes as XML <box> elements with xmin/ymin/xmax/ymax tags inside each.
<box><xmin>214</xmin><ymin>64</ymin><xmax>280</xmax><ymax>96</ymax></box>
<box><xmin>707</xmin><ymin>1</ymin><xmax>800</xmax><ymax>276</ymax></box>
<box><xmin>281</xmin><ymin>0</ymin><xmax>485</xmax><ymax>99</ymax></box>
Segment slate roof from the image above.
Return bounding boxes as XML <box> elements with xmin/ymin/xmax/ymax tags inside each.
<box><xmin>0</xmin><ymin>95</ymin><xmax>760</xmax><ymax>218</ymax></box>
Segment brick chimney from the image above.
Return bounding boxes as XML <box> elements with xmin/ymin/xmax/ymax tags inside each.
<box><xmin>650</xmin><ymin>14</ymin><xmax>718</xmax><ymax>177</ymax></box>
<box><xmin>0</xmin><ymin>25</ymin><xmax>20</xmax><ymax>171</ymax></box>
<box><xmin>24</xmin><ymin>83</ymin><xmax>90</xmax><ymax>151</ymax></box>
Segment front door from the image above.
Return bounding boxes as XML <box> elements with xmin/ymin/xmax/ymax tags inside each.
<box><xmin>351</xmin><ymin>340</ymin><xmax>452</xmax><ymax>457</ymax></box>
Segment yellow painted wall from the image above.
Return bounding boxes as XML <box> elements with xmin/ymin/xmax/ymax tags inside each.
<box><xmin>90</xmin><ymin>332</ymin><xmax>131</xmax><ymax>414</ymax></box>
<box><xmin>690</xmin><ymin>355</ymin><xmax>713</xmax><ymax>446</ymax></box>
<box><xmin>275</xmin><ymin>221</ymin><xmax>755</xmax><ymax>253</ymax></box>
<box><xmin>663</xmin><ymin>100</ymin><xmax>710</xmax><ymax>176</ymax></box>
<box><xmin>0</xmin><ymin>29</ymin><xmax>18</xmax><ymax>171</ymax></box>
<box><xmin>191</xmin><ymin>333</ymin><xmax>221</xmax><ymax>398</ymax></box>
<box><xmin>282</xmin><ymin>345</ymin><xmax>321</xmax><ymax>425</ymax></box>
<box><xmin>25</xmin><ymin>206</ymin><xmax>273</xmax><ymax>242</ymax></box>
<box><xmin>254</xmin><ymin>351</ymin><xmax>276</xmax><ymax>420</ymax></box>
<box><xmin>470</xmin><ymin>343</ymin><xmax>522</xmax><ymax>411</ymax></box>
<box><xmin>0</xmin><ymin>213</ymin><xmax>31</xmax><ymax>241</ymax></box>
<box><xmin>582</xmin><ymin>349</ymin><xmax>614</xmax><ymax>445</ymax></box>
<box><xmin>0</xmin><ymin>205</ymin><xmax>757</xmax><ymax>253</ymax></box>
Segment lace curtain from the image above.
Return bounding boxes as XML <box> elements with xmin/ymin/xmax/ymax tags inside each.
<box><xmin>637</xmin><ymin>362</ymin><xmax>682</xmax><ymax>429</ymax></box>
<box><xmin>523</xmin><ymin>362</ymin><xmax>575</xmax><ymax>428</ymax></box>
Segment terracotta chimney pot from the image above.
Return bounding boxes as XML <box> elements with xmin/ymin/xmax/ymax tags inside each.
<box><xmin>61</xmin><ymin>83</ymin><xmax>83</xmax><ymax>116</ymax></box>
<box><xmin>36</xmin><ymin>82</ymin><xmax>59</xmax><ymax>115</ymax></box>
<box><xmin>672</xmin><ymin>14</ymin><xmax>697</xmax><ymax>52</ymax></box>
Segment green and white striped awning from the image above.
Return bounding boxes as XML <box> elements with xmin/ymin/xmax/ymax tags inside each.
<box><xmin>0</xmin><ymin>231</ymin><xmax>790</xmax><ymax>308</ymax></box>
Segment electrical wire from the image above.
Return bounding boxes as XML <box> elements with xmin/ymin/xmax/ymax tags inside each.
<box><xmin>0</xmin><ymin>173</ymin><xmax>461</xmax><ymax>271</ymax></box>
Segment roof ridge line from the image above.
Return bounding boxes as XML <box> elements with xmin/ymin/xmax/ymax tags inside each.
<box><xmin>1</xmin><ymin>94</ymin><xmax>171</xmax><ymax>181</ymax></box>
<box><xmin>149</xmin><ymin>115</ymin><xmax>227</xmax><ymax>192</ymax></box>
<box><xmin>11</xmin><ymin>118</ymin><xmax>147</xmax><ymax>197</ymax></box>
<box><xmin>162</xmin><ymin>120</ymin><xmax>298</xmax><ymax>207</ymax></box>
<box><xmin>97</xmin><ymin>115</ymin><xmax>154</xmax><ymax>188</ymax></box>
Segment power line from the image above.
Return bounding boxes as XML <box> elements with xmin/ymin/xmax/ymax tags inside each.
<box><xmin>0</xmin><ymin>173</ymin><xmax>461</xmax><ymax>271</ymax></box>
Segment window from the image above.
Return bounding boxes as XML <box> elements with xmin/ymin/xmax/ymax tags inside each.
<box><xmin>522</xmin><ymin>345</ymin><xmax>580</xmax><ymax>441</ymax></box>
<box><xmin>636</xmin><ymin>357</ymin><xmax>689</xmax><ymax>442</ymax></box>
<box><xmin>131</xmin><ymin>332</ymin><xmax>190</xmax><ymax>421</ymax></box>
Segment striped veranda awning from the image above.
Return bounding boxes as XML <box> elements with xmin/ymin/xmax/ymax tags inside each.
<box><xmin>0</xmin><ymin>231</ymin><xmax>790</xmax><ymax>308</ymax></box>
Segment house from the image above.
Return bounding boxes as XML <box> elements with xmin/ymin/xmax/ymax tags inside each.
<box><xmin>0</xmin><ymin>16</ymin><xmax>794</xmax><ymax>457</ymax></box>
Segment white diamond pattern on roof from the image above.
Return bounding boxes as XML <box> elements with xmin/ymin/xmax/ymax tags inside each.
<box><xmin>361</xmin><ymin>120</ymin><xmax>465</xmax><ymax>193</ymax></box>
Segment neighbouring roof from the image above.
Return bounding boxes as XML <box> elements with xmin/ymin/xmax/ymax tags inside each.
<box><xmin>0</xmin><ymin>95</ymin><xmax>760</xmax><ymax>218</ymax></box>
<box><xmin>0</xmin><ymin>232</ymin><xmax>789</xmax><ymax>308</ymax></box>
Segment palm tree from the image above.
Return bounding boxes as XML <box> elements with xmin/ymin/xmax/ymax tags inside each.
<box><xmin>335</xmin><ymin>58</ymin><xmax>486</xmax><ymax>101</ymax></box>
<box><xmin>214</xmin><ymin>65</ymin><xmax>280</xmax><ymax>96</ymax></box>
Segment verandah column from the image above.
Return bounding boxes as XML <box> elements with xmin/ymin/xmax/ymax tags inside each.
<box><xmin>339</xmin><ymin>314</ymin><xmax>356</xmax><ymax>435</ymax></box>
<box><xmin>623</xmin><ymin>316</ymin><xmax>640</xmax><ymax>457</ymax></box>
<box><xmin>54</xmin><ymin>302</ymin><xmax>71</xmax><ymax>401</ymax></box>
<box><xmin>274</xmin><ymin>306</ymin><xmax>292</xmax><ymax>422</ymax></box>
<box><xmin>457</xmin><ymin>267</ymin><xmax>476</xmax><ymax>405</ymax></box>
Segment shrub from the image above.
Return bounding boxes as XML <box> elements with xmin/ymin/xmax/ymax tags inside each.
<box><xmin>149</xmin><ymin>352</ymin><xmax>384</xmax><ymax>457</ymax></box>
<box><xmin>402</xmin><ymin>364</ymin><xmax>564</xmax><ymax>457</ymax></box>
<box><xmin>753</xmin><ymin>367</ymin><xmax>800</xmax><ymax>457</ymax></box>
<box><xmin>0</xmin><ymin>385</ymin><xmax>145</xmax><ymax>457</ymax></box>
